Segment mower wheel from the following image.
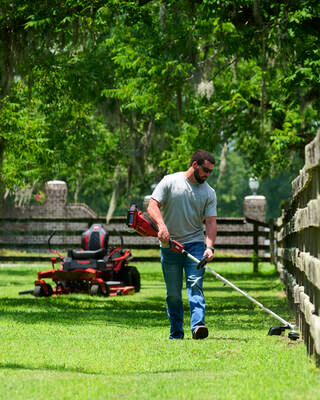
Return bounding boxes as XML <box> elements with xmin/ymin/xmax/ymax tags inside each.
<box><xmin>46</xmin><ymin>284</ymin><xmax>53</xmax><ymax>297</ymax></box>
<box><xmin>33</xmin><ymin>285</ymin><xmax>44</xmax><ymax>297</ymax></box>
<box><xmin>122</xmin><ymin>266</ymin><xmax>141</xmax><ymax>292</ymax></box>
<box><xmin>33</xmin><ymin>284</ymin><xmax>53</xmax><ymax>297</ymax></box>
<box><xmin>90</xmin><ymin>284</ymin><xmax>109</xmax><ymax>297</ymax></box>
<box><xmin>90</xmin><ymin>284</ymin><xmax>102</xmax><ymax>296</ymax></box>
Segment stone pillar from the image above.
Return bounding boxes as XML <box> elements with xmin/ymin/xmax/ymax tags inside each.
<box><xmin>44</xmin><ymin>180</ymin><xmax>68</xmax><ymax>217</ymax></box>
<box><xmin>244</xmin><ymin>195</ymin><xmax>267</xmax><ymax>222</ymax></box>
<box><xmin>143</xmin><ymin>195</ymin><xmax>152</xmax><ymax>214</ymax></box>
<box><xmin>244</xmin><ymin>194</ymin><xmax>267</xmax><ymax>271</ymax></box>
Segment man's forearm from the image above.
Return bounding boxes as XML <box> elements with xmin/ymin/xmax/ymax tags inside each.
<box><xmin>147</xmin><ymin>198</ymin><xmax>165</xmax><ymax>228</ymax></box>
<box><xmin>205</xmin><ymin>216</ymin><xmax>217</xmax><ymax>248</ymax></box>
<box><xmin>147</xmin><ymin>198</ymin><xmax>170</xmax><ymax>244</ymax></box>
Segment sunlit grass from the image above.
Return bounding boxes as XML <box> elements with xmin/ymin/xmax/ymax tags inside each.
<box><xmin>0</xmin><ymin>262</ymin><xmax>319</xmax><ymax>400</ymax></box>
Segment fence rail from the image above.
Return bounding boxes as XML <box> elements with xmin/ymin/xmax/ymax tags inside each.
<box><xmin>0</xmin><ymin>216</ymin><xmax>273</xmax><ymax>269</ymax></box>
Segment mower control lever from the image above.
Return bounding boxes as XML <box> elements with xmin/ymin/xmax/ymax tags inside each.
<box><xmin>48</xmin><ymin>231</ymin><xmax>64</xmax><ymax>261</ymax></box>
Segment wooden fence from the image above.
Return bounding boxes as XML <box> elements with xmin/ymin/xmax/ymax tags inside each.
<box><xmin>276</xmin><ymin>130</ymin><xmax>320</xmax><ymax>365</ymax></box>
<box><xmin>0</xmin><ymin>215</ymin><xmax>273</xmax><ymax>269</ymax></box>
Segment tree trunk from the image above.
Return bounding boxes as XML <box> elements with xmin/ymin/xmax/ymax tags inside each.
<box><xmin>106</xmin><ymin>165</ymin><xmax>121</xmax><ymax>223</ymax></box>
<box><xmin>0</xmin><ymin>137</ymin><xmax>6</xmax><ymax>214</ymax></box>
<box><xmin>217</xmin><ymin>143</ymin><xmax>228</xmax><ymax>184</ymax></box>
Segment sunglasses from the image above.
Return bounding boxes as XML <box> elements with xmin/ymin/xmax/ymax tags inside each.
<box><xmin>200</xmin><ymin>165</ymin><xmax>213</xmax><ymax>174</ymax></box>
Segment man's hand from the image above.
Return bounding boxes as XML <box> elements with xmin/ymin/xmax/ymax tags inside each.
<box><xmin>203</xmin><ymin>247</ymin><xmax>214</xmax><ymax>262</ymax></box>
<box><xmin>158</xmin><ymin>223</ymin><xmax>171</xmax><ymax>245</ymax></box>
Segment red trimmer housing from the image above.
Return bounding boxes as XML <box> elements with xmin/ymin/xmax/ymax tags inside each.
<box><xmin>127</xmin><ymin>204</ymin><xmax>159</xmax><ymax>237</ymax></box>
<box><xmin>127</xmin><ymin>204</ymin><xmax>185</xmax><ymax>254</ymax></box>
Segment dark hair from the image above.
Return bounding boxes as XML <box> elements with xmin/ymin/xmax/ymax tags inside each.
<box><xmin>190</xmin><ymin>150</ymin><xmax>215</xmax><ymax>166</ymax></box>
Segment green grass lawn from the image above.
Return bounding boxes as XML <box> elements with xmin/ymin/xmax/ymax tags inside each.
<box><xmin>0</xmin><ymin>261</ymin><xmax>319</xmax><ymax>400</ymax></box>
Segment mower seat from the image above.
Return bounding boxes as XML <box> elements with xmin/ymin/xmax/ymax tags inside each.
<box><xmin>81</xmin><ymin>224</ymin><xmax>108</xmax><ymax>251</ymax></box>
<box><xmin>62</xmin><ymin>224</ymin><xmax>109</xmax><ymax>270</ymax></box>
<box><xmin>70</xmin><ymin>248</ymin><xmax>106</xmax><ymax>260</ymax></box>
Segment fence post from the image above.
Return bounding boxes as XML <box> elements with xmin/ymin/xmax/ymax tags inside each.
<box><xmin>269</xmin><ymin>218</ymin><xmax>275</xmax><ymax>265</ymax></box>
<box><xmin>253</xmin><ymin>222</ymin><xmax>259</xmax><ymax>273</ymax></box>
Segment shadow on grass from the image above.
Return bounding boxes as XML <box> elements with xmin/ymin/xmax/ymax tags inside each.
<box><xmin>0</xmin><ymin>295</ymin><xmax>169</xmax><ymax>328</ymax></box>
<box><xmin>0</xmin><ymin>291</ymin><xmax>292</xmax><ymax>334</ymax></box>
<box><xmin>204</xmin><ymin>271</ymin><xmax>279</xmax><ymax>283</ymax></box>
<box><xmin>0</xmin><ymin>361</ymin><xmax>102</xmax><ymax>375</ymax></box>
<box><xmin>204</xmin><ymin>290</ymin><xmax>294</xmax><ymax>333</ymax></box>
<box><xmin>204</xmin><ymin>285</ymin><xmax>282</xmax><ymax>295</ymax></box>
<box><xmin>0</xmin><ymin>265</ymin><xmax>291</xmax><ymax>334</ymax></box>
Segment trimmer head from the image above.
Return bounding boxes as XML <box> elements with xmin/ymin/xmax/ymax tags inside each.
<box><xmin>268</xmin><ymin>325</ymin><xmax>300</xmax><ymax>341</ymax></box>
<box><xmin>288</xmin><ymin>329</ymin><xmax>300</xmax><ymax>341</ymax></box>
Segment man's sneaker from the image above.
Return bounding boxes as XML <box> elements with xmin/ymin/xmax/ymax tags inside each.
<box><xmin>192</xmin><ymin>325</ymin><xmax>209</xmax><ymax>340</ymax></box>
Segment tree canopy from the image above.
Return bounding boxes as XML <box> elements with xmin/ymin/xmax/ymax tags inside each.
<box><xmin>0</xmin><ymin>0</ymin><xmax>319</xmax><ymax>217</ymax></box>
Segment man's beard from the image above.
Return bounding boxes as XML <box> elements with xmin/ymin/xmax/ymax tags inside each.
<box><xmin>194</xmin><ymin>168</ymin><xmax>205</xmax><ymax>184</ymax></box>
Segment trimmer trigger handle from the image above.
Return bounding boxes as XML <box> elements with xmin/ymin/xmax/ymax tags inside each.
<box><xmin>168</xmin><ymin>239</ymin><xmax>185</xmax><ymax>254</ymax></box>
<box><xmin>197</xmin><ymin>256</ymin><xmax>208</xmax><ymax>269</ymax></box>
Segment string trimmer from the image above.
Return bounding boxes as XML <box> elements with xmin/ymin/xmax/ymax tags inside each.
<box><xmin>127</xmin><ymin>204</ymin><xmax>299</xmax><ymax>341</ymax></box>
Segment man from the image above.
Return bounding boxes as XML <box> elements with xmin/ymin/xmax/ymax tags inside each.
<box><xmin>147</xmin><ymin>150</ymin><xmax>217</xmax><ymax>340</ymax></box>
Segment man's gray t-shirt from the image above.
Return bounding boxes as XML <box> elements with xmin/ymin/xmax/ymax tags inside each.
<box><xmin>151</xmin><ymin>172</ymin><xmax>217</xmax><ymax>244</ymax></box>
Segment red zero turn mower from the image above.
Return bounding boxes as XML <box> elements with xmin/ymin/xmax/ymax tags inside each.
<box><xmin>19</xmin><ymin>224</ymin><xmax>140</xmax><ymax>297</ymax></box>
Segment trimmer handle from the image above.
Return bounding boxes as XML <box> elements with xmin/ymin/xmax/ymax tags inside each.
<box><xmin>168</xmin><ymin>239</ymin><xmax>185</xmax><ymax>254</ymax></box>
<box><xmin>197</xmin><ymin>256</ymin><xmax>208</xmax><ymax>269</ymax></box>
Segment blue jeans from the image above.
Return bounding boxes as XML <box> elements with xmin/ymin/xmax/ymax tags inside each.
<box><xmin>160</xmin><ymin>242</ymin><xmax>206</xmax><ymax>339</ymax></box>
